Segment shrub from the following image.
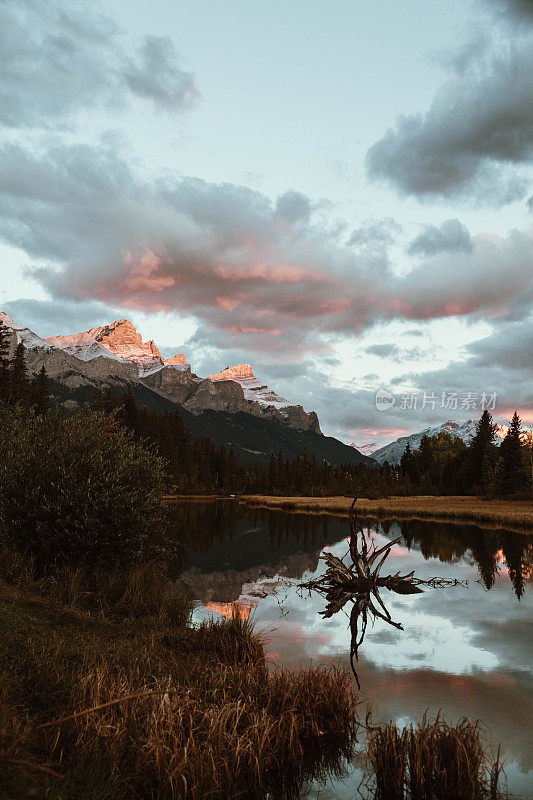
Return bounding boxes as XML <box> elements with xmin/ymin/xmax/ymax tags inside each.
<box><xmin>0</xmin><ymin>405</ymin><xmax>174</xmax><ymax>570</ymax></box>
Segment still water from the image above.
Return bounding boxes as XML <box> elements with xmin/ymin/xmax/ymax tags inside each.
<box><xmin>172</xmin><ymin>500</ymin><xmax>533</xmax><ymax>798</ymax></box>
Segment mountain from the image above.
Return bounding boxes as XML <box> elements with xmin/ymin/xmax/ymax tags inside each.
<box><xmin>46</xmin><ymin>318</ymin><xmax>189</xmax><ymax>375</ymax></box>
<box><xmin>0</xmin><ymin>312</ymin><xmax>374</xmax><ymax>467</ymax></box>
<box><xmin>371</xmin><ymin>419</ymin><xmax>531</xmax><ymax>465</ymax></box>
<box><xmin>43</xmin><ymin>318</ymin><xmax>321</xmax><ymax>432</ymax></box>
<box><xmin>350</xmin><ymin>441</ymin><xmax>378</xmax><ymax>457</ymax></box>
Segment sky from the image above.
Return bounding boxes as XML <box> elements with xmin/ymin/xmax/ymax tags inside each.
<box><xmin>0</xmin><ymin>0</ymin><xmax>532</xmax><ymax>446</ymax></box>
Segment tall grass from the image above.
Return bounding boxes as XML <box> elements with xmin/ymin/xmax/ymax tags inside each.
<box><xmin>365</xmin><ymin>715</ymin><xmax>507</xmax><ymax>800</ymax></box>
<box><xmin>0</xmin><ymin>564</ymin><xmax>359</xmax><ymax>800</ymax></box>
<box><xmin>241</xmin><ymin>495</ymin><xmax>533</xmax><ymax>531</ymax></box>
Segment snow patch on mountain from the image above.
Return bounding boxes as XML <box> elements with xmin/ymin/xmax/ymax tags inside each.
<box><xmin>350</xmin><ymin>442</ymin><xmax>378</xmax><ymax>456</ymax></box>
<box><xmin>2</xmin><ymin>313</ymin><xmax>320</xmax><ymax>431</ymax></box>
<box><xmin>208</xmin><ymin>364</ymin><xmax>292</xmax><ymax>410</ymax></box>
<box><xmin>45</xmin><ymin>319</ymin><xmax>190</xmax><ymax>376</ymax></box>
<box><xmin>45</xmin><ymin>332</ymin><xmax>123</xmax><ymax>362</ymax></box>
<box><xmin>0</xmin><ymin>312</ymin><xmax>52</xmax><ymax>351</ymax></box>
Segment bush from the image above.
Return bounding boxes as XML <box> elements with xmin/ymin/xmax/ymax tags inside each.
<box><xmin>0</xmin><ymin>405</ymin><xmax>174</xmax><ymax>570</ymax></box>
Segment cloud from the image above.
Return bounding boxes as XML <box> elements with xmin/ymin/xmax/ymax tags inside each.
<box><xmin>2</xmin><ymin>297</ymin><xmax>122</xmax><ymax>338</ymax></box>
<box><xmin>485</xmin><ymin>0</ymin><xmax>533</xmax><ymax>22</ymax></box>
<box><xmin>366</xmin><ymin>35</ymin><xmax>533</xmax><ymax>204</ymax></box>
<box><xmin>123</xmin><ymin>35</ymin><xmax>198</xmax><ymax>111</ymax></box>
<box><xmin>466</xmin><ymin>316</ymin><xmax>533</xmax><ymax>370</ymax></box>
<box><xmin>1</xmin><ymin>139</ymin><xmax>532</xmax><ymax>362</ymax></box>
<box><xmin>366</xmin><ymin>344</ymin><xmax>400</xmax><ymax>359</ymax></box>
<box><xmin>347</xmin><ymin>217</ymin><xmax>401</xmax><ymax>248</ymax></box>
<box><xmin>0</xmin><ymin>0</ymin><xmax>197</xmax><ymax>129</ymax></box>
<box><xmin>408</xmin><ymin>219</ymin><xmax>472</xmax><ymax>256</ymax></box>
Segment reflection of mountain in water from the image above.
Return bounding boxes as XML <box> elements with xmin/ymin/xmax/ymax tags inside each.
<box><xmin>169</xmin><ymin>502</ymin><xmax>533</xmax><ymax>606</ymax></box>
<box><xmin>171</xmin><ymin>502</ymin><xmax>349</xmax><ymax>605</ymax></box>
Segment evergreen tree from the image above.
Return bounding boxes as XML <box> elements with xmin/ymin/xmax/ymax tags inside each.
<box><xmin>0</xmin><ymin>319</ymin><xmax>10</xmax><ymax>400</ymax></box>
<box><xmin>400</xmin><ymin>442</ymin><xmax>418</xmax><ymax>483</ymax></box>
<box><xmin>498</xmin><ymin>411</ymin><xmax>527</xmax><ymax>496</ymax></box>
<box><xmin>9</xmin><ymin>342</ymin><xmax>30</xmax><ymax>404</ymax></box>
<box><xmin>118</xmin><ymin>389</ymin><xmax>141</xmax><ymax>434</ymax></box>
<box><xmin>32</xmin><ymin>365</ymin><xmax>50</xmax><ymax>415</ymax></box>
<box><xmin>467</xmin><ymin>410</ymin><xmax>497</xmax><ymax>491</ymax></box>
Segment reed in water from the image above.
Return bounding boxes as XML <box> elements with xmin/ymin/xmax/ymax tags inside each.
<box><xmin>364</xmin><ymin>714</ymin><xmax>507</xmax><ymax>800</ymax></box>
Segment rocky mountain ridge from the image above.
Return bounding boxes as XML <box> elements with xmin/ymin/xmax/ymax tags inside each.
<box><xmin>1</xmin><ymin>313</ymin><xmax>320</xmax><ymax>433</ymax></box>
<box><xmin>46</xmin><ymin>318</ymin><xmax>190</xmax><ymax>376</ymax></box>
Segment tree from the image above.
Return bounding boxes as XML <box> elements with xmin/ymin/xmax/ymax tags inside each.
<box><xmin>9</xmin><ymin>342</ymin><xmax>30</xmax><ymax>403</ymax></box>
<box><xmin>523</xmin><ymin>430</ymin><xmax>533</xmax><ymax>491</ymax></box>
<box><xmin>400</xmin><ymin>442</ymin><xmax>418</xmax><ymax>484</ymax></box>
<box><xmin>0</xmin><ymin>319</ymin><xmax>10</xmax><ymax>400</ymax></box>
<box><xmin>419</xmin><ymin>435</ymin><xmax>433</xmax><ymax>474</ymax></box>
<box><xmin>498</xmin><ymin>410</ymin><xmax>527</xmax><ymax>497</ymax></box>
<box><xmin>31</xmin><ymin>365</ymin><xmax>50</xmax><ymax>415</ymax></box>
<box><xmin>467</xmin><ymin>410</ymin><xmax>497</xmax><ymax>491</ymax></box>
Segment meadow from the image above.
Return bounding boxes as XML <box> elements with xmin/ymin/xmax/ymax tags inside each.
<box><xmin>241</xmin><ymin>495</ymin><xmax>533</xmax><ymax>531</ymax></box>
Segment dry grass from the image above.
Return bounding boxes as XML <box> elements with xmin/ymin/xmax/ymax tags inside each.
<box><xmin>365</xmin><ymin>715</ymin><xmax>506</xmax><ymax>800</ymax></box>
<box><xmin>0</xmin><ymin>569</ymin><xmax>358</xmax><ymax>800</ymax></box>
<box><xmin>241</xmin><ymin>495</ymin><xmax>533</xmax><ymax>531</ymax></box>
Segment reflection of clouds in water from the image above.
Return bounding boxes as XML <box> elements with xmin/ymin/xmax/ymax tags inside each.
<box><xmin>187</xmin><ymin>506</ymin><xmax>533</xmax><ymax>796</ymax></box>
<box><xmin>248</xmin><ymin>528</ymin><xmax>532</xmax><ymax>794</ymax></box>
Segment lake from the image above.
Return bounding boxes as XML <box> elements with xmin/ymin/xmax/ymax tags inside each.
<box><xmin>172</xmin><ymin>500</ymin><xmax>533</xmax><ymax>799</ymax></box>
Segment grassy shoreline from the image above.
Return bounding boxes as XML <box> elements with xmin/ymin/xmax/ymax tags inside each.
<box><xmin>239</xmin><ymin>495</ymin><xmax>533</xmax><ymax>531</ymax></box>
<box><xmin>0</xmin><ymin>567</ymin><xmax>357</xmax><ymax>799</ymax></box>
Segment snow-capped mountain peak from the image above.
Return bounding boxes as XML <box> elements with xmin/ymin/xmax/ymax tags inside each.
<box><xmin>1</xmin><ymin>313</ymin><xmax>321</xmax><ymax>432</ymax></box>
<box><xmin>208</xmin><ymin>364</ymin><xmax>291</xmax><ymax>409</ymax></box>
<box><xmin>45</xmin><ymin>319</ymin><xmax>190</xmax><ymax>376</ymax></box>
<box><xmin>350</xmin><ymin>442</ymin><xmax>378</xmax><ymax>456</ymax></box>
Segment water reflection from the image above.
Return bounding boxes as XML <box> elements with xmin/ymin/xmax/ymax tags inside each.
<box><xmin>300</xmin><ymin>509</ymin><xmax>465</xmax><ymax>688</ymax></box>
<box><xmin>172</xmin><ymin>502</ymin><xmax>533</xmax><ymax>797</ymax></box>
<box><xmin>171</xmin><ymin>501</ymin><xmax>532</xmax><ymax>603</ymax></box>
<box><xmin>397</xmin><ymin>518</ymin><xmax>532</xmax><ymax>599</ymax></box>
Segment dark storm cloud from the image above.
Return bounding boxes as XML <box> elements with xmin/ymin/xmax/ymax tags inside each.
<box><xmin>408</xmin><ymin>219</ymin><xmax>472</xmax><ymax>256</ymax></box>
<box><xmin>366</xmin><ymin>36</ymin><xmax>533</xmax><ymax>205</ymax></box>
<box><xmin>0</xmin><ymin>0</ymin><xmax>197</xmax><ymax>129</ymax></box>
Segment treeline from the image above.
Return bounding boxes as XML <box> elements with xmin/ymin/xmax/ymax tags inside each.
<box><xmin>96</xmin><ymin>391</ymin><xmax>532</xmax><ymax>499</ymax></box>
<box><xmin>91</xmin><ymin>388</ymin><xmax>242</xmax><ymax>494</ymax></box>
<box><xmin>397</xmin><ymin>410</ymin><xmax>532</xmax><ymax>498</ymax></box>
<box><xmin>2</xmin><ymin>318</ymin><xmax>531</xmax><ymax>499</ymax></box>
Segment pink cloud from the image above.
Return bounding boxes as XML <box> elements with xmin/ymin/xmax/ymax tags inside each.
<box><xmin>122</xmin><ymin>248</ymin><xmax>175</xmax><ymax>292</ymax></box>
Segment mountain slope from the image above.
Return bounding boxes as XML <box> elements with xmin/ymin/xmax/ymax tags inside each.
<box><xmin>0</xmin><ymin>311</ymin><xmax>372</xmax><ymax>467</ymax></box>
<box><xmin>177</xmin><ymin>408</ymin><xmax>376</xmax><ymax>467</ymax></box>
<box><xmin>43</xmin><ymin>318</ymin><xmax>320</xmax><ymax>431</ymax></box>
<box><xmin>371</xmin><ymin>419</ymin><xmax>532</xmax><ymax>465</ymax></box>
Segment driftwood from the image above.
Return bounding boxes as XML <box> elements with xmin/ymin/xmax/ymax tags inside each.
<box><xmin>300</xmin><ymin>498</ymin><xmax>465</xmax><ymax>688</ymax></box>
